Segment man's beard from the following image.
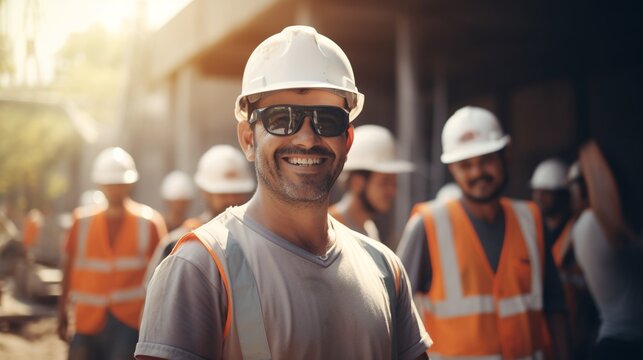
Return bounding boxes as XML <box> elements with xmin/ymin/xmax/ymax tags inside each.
<box><xmin>462</xmin><ymin>171</ymin><xmax>509</xmax><ymax>204</ymax></box>
<box><xmin>254</xmin><ymin>145</ymin><xmax>342</xmax><ymax>206</ymax></box>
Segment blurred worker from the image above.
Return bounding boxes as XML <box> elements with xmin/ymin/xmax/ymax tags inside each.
<box><xmin>144</xmin><ymin>145</ymin><xmax>255</xmax><ymax>284</ymax></box>
<box><xmin>572</xmin><ymin>140</ymin><xmax>643</xmax><ymax>360</ymax></box>
<box><xmin>531</xmin><ymin>158</ymin><xmax>572</xmax><ymax>249</ymax></box>
<box><xmin>397</xmin><ymin>106</ymin><xmax>569</xmax><ymax>359</ymax></box>
<box><xmin>136</xmin><ymin>26</ymin><xmax>431</xmax><ymax>360</ymax></box>
<box><xmin>434</xmin><ymin>182</ymin><xmax>462</xmax><ymax>204</ymax></box>
<box><xmin>58</xmin><ymin>147</ymin><xmax>166</xmax><ymax>360</ymax></box>
<box><xmin>160</xmin><ymin>171</ymin><xmax>195</xmax><ymax>232</ymax></box>
<box><xmin>21</xmin><ymin>208</ymin><xmax>44</xmax><ymax>251</ymax></box>
<box><xmin>329</xmin><ymin>124</ymin><xmax>413</xmax><ymax>242</ymax></box>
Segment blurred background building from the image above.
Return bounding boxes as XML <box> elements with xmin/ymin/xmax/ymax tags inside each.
<box><xmin>1</xmin><ymin>0</ymin><xmax>642</xmax><ymax>247</ymax></box>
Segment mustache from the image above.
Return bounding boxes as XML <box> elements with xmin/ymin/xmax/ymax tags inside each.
<box><xmin>276</xmin><ymin>146</ymin><xmax>335</xmax><ymax>158</ymax></box>
<box><xmin>468</xmin><ymin>174</ymin><xmax>494</xmax><ymax>187</ymax></box>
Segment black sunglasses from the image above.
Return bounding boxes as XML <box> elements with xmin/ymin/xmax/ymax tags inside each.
<box><xmin>249</xmin><ymin>105</ymin><xmax>350</xmax><ymax>137</ymax></box>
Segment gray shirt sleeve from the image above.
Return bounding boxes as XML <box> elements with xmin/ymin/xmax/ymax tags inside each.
<box><xmin>392</xmin><ymin>253</ymin><xmax>433</xmax><ymax>358</ymax></box>
<box><xmin>135</xmin><ymin>241</ymin><xmax>227</xmax><ymax>360</ymax></box>
<box><xmin>396</xmin><ymin>215</ymin><xmax>432</xmax><ymax>294</ymax></box>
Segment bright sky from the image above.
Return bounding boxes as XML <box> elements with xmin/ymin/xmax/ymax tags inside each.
<box><xmin>2</xmin><ymin>0</ymin><xmax>192</xmax><ymax>86</ymax></box>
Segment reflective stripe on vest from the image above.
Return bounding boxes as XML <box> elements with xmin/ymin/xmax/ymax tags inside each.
<box><xmin>182</xmin><ymin>210</ymin><xmax>400</xmax><ymax>360</ymax></box>
<box><xmin>70</xmin><ymin>212</ymin><xmax>150</xmax><ymax>305</ymax></box>
<box><xmin>423</xmin><ymin>200</ymin><xmax>543</xmax><ymax>319</ymax></box>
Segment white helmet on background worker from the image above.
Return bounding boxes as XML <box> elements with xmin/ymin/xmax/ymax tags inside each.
<box><xmin>235</xmin><ymin>25</ymin><xmax>364</xmax><ymax>122</ymax></box>
<box><xmin>530</xmin><ymin>158</ymin><xmax>569</xmax><ymax>190</ymax></box>
<box><xmin>441</xmin><ymin>106</ymin><xmax>511</xmax><ymax>164</ymax></box>
<box><xmin>194</xmin><ymin>145</ymin><xmax>255</xmax><ymax>194</ymax></box>
<box><xmin>343</xmin><ymin>125</ymin><xmax>414</xmax><ymax>173</ymax></box>
<box><xmin>160</xmin><ymin>171</ymin><xmax>195</xmax><ymax>201</ymax></box>
<box><xmin>567</xmin><ymin>161</ymin><xmax>581</xmax><ymax>183</ymax></box>
<box><xmin>435</xmin><ymin>182</ymin><xmax>462</xmax><ymax>204</ymax></box>
<box><xmin>91</xmin><ymin>147</ymin><xmax>139</xmax><ymax>185</ymax></box>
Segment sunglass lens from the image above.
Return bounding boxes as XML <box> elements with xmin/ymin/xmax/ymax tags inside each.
<box><xmin>314</xmin><ymin>108</ymin><xmax>347</xmax><ymax>136</ymax></box>
<box><xmin>265</xmin><ymin>107</ymin><xmax>298</xmax><ymax>135</ymax></box>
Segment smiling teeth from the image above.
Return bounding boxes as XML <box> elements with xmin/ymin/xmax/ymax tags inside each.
<box><xmin>288</xmin><ymin>157</ymin><xmax>322</xmax><ymax>166</ymax></box>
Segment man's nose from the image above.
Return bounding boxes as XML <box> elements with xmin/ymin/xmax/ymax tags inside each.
<box><xmin>291</xmin><ymin>117</ymin><xmax>321</xmax><ymax>148</ymax></box>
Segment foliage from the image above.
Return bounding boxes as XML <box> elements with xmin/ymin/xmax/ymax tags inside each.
<box><xmin>0</xmin><ymin>103</ymin><xmax>81</xmax><ymax>209</ymax></box>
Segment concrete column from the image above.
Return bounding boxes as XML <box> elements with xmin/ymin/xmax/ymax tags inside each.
<box><xmin>173</xmin><ymin>65</ymin><xmax>196</xmax><ymax>171</ymax></box>
<box><xmin>395</xmin><ymin>12</ymin><xmax>421</xmax><ymax>242</ymax></box>
<box><xmin>430</xmin><ymin>58</ymin><xmax>448</xmax><ymax>196</ymax></box>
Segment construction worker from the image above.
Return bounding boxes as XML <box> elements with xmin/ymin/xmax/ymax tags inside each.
<box><xmin>530</xmin><ymin>158</ymin><xmax>572</xmax><ymax>249</ymax></box>
<box><xmin>397</xmin><ymin>106</ymin><xmax>570</xmax><ymax>359</ymax></box>
<box><xmin>144</xmin><ymin>145</ymin><xmax>255</xmax><ymax>284</ymax></box>
<box><xmin>21</xmin><ymin>208</ymin><xmax>44</xmax><ymax>251</ymax></box>
<box><xmin>571</xmin><ymin>140</ymin><xmax>643</xmax><ymax>359</ymax></box>
<box><xmin>136</xmin><ymin>26</ymin><xmax>431</xmax><ymax>360</ymax></box>
<box><xmin>58</xmin><ymin>147</ymin><xmax>166</xmax><ymax>360</ymax></box>
<box><xmin>329</xmin><ymin>124</ymin><xmax>413</xmax><ymax>242</ymax></box>
<box><xmin>160</xmin><ymin>171</ymin><xmax>195</xmax><ymax>232</ymax></box>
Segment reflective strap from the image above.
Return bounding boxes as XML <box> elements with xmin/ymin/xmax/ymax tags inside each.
<box><xmin>418</xmin><ymin>294</ymin><xmax>495</xmax><ymax>317</ymax></box>
<box><xmin>194</xmin><ymin>220</ymin><xmax>271</xmax><ymax>360</ymax></box>
<box><xmin>138</xmin><ymin>207</ymin><xmax>152</xmax><ymax>257</ymax></box>
<box><xmin>70</xmin><ymin>291</ymin><xmax>109</xmax><ymax>306</ymax></box>
<box><xmin>429</xmin><ymin>350</ymin><xmax>544</xmax><ymax>360</ymax></box>
<box><xmin>110</xmin><ymin>286</ymin><xmax>146</xmax><ymax>302</ymax></box>
<box><xmin>74</xmin><ymin>258</ymin><xmax>112</xmax><ymax>272</ymax></box>
<box><xmin>357</xmin><ymin>230</ymin><xmax>399</xmax><ymax>360</ymax></box>
<box><xmin>498</xmin><ymin>293</ymin><xmax>540</xmax><ymax>317</ymax></box>
<box><xmin>509</xmin><ymin>201</ymin><xmax>543</xmax><ymax>309</ymax></box>
<box><xmin>77</xmin><ymin>216</ymin><xmax>92</xmax><ymax>263</ymax></box>
<box><xmin>429</xmin><ymin>202</ymin><xmax>463</xmax><ymax>301</ymax></box>
<box><xmin>114</xmin><ymin>257</ymin><xmax>147</xmax><ymax>270</ymax></box>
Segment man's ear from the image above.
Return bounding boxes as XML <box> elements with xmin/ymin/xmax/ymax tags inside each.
<box><xmin>237</xmin><ymin>121</ymin><xmax>255</xmax><ymax>161</ymax></box>
<box><xmin>345</xmin><ymin>125</ymin><xmax>354</xmax><ymax>151</ymax></box>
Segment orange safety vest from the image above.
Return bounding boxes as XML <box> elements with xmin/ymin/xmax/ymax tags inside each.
<box><xmin>68</xmin><ymin>201</ymin><xmax>162</xmax><ymax>334</ymax></box>
<box><xmin>551</xmin><ymin>220</ymin><xmax>588</xmax><ymax>346</ymax></box>
<box><xmin>22</xmin><ymin>209</ymin><xmax>43</xmax><ymax>249</ymax></box>
<box><xmin>414</xmin><ymin>198</ymin><xmax>549</xmax><ymax>360</ymax></box>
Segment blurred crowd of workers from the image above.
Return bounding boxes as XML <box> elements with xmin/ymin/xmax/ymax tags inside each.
<box><xmin>1</xmin><ymin>25</ymin><xmax>641</xmax><ymax>360</ymax></box>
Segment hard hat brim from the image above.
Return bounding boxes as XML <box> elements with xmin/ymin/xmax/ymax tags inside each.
<box><xmin>441</xmin><ymin>136</ymin><xmax>510</xmax><ymax>164</ymax></box>
<box><xmin>93</xmin><ymin>170</ymin><xmax>139</xmax><ymax>185</ymax></box>
<box><xmin>195</xmin><ymin>176</ymin><xmax>256</xmax><ymax>195</ymax></box>
<box><xmin>343</xmin><ymin>160</ymin><xmax>414</xmax><ymax>174</ymax></box>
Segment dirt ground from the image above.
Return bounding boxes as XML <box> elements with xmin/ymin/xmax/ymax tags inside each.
<box><xmin>0</xmin><ymin>317</ymin><xmax>67</xmax><ymax>359</ymax></box>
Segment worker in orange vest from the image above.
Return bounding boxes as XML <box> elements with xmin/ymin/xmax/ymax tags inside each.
<box><xmin>57</xmin><ymin>147</ymin><xmax>166</xmax><ymax>360</ymax></box>
<box><xmin>144</xmin><ymin>145</ymin><xmax>255</xmax><ymax>284</ymax></box>
<box><xmin>159</xmin><ymin>171</ymin><xmax>195</xmax><ymax>232</ymax></box>
<box><xmin>21</xmin><ymin>208</ymin><xmax>44</xmax><ymax>251</ymax></box>
<box><xmin>397</xmin><ymin>106</ymin><xmax>571</xmax><ymax>359</ymax></box>
<box><xmin>329</xmin><ymin>125</ymin><xmax>413</xmax><ymax>243</ymax></box>
<box><xmin>530</xmin><ymin>158</ymin><xmax>573</xmax><ymax>250</ymax></box>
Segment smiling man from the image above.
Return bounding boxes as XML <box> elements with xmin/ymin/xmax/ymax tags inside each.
<box><xmin>135</xmin><ymin>26</ymin><xmax>431</xmax><ymax>360</ymax></box>
<box><xmin>397</xmin><ymin>106</ymin><xmax>570</xmax><ymax>359</ymax></box>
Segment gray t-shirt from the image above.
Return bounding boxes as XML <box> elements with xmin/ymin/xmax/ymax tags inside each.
<box><xmin>396</xmin><ymin>200</ymin><xmax>566</xmax><ymax>312</ymax></box>
<box><xmin>136</xmin><ymin>206</ymin><xmax>431</xmax><ymax>360</ymax></box>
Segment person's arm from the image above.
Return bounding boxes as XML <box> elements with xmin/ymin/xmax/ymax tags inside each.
<box><xmin>396</xmin><ymin>215</ymin><xmax>432</xmax><ymax>294</ymax></box>
<box><xmin>135</xmin><ymin>239</ymin><xmax>227</xmax><ymax>360</ymax></box>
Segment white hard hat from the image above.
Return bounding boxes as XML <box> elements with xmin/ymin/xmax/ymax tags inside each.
<box><xmin>567</xmin><ymin>161</ymin><xmax>581</xmax><ymax>183</ymax></box>
<box><xmin>79</xmin><ymin>190</ymin><xmax>106</xmax><ymax>206</ymax></box>
<box><xmin>344</xmin><ymin>125</ymin><xmax>414</xmax><ymax>173</ymax></box>
<box><xmin>435</xmin><ymin>182</ymin><xmax>462</xmax><ymax>204</ymax></box>
<box><xmin>91</xmin><ymin>147</ymin><xmax>139</xmax><ymax>185</ymax></box>
<box><xmin>530</xmin><ymin>158</ymin><xmax>569</xmax><ymax>190</ymax></box>
<box><xmin>441</xmin><ymin>106</ymin><xmax>511</xmax><ymax>164</ymax></box>
<box><xmin>234</xmin><ymin>25</ymin><xmax>364</xmax><ymax>123</ymax></box>
<box><xmin>161</xmin><ymin>171</ymin><xmax>195</xmax><ymax>200</ymax></box>
<box><xmin>194</xmin><ymin>145</ymin><xmax>255</xmax><ymax>194</ymax></box>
